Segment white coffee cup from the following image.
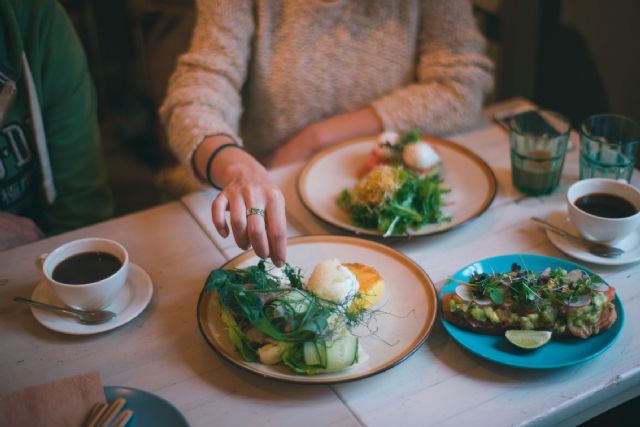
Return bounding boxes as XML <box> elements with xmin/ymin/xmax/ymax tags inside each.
<box><xmin>567</xmin><ymin>178</ymin><xmax>640</xmax><ymax>244</ymax></box>
<box><xmin>36</xmin><ymin>238</ymin><xmax>129</xmax><ymax>310</ymax></box>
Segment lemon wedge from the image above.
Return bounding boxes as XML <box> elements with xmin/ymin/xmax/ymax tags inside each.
<box><xmin>505</xmin><ymin>330</ymin><xmax>552</xmax><ymax>349</ymax></box>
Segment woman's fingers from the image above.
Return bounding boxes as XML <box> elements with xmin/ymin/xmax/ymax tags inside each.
<box><xmin>246</xmin><ymin>212</ymin><xmax>269</xmax><ymax>259</ymax></box>
<box><xmin>211</xmin><ymin>193</ymin><xmax>230</xmax><ymax>237</ymax></box>
<box><xmin>265</xmin><ymin>189</ymin><xmax>287</xmax><ymax>267</ymax></box>
<box><xmin>228</xmin><ymin>193</ymin><xmax>249</xmax><ymax>249</ymax></box>
<box><xmin>244</xmin><ymin>187</ymin><xmax>270</xmax><ymax>259</ymax></box>
<box><xmin>212</xmin><ymin>183</ymin><xmax>286</xmax><ymax>266</ymax></box>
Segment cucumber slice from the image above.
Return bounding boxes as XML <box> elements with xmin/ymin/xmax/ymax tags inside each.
<box><xmin>325</xmin><ymin>335</ymin><xmax>358</xmax><ymax>370</ymax></box>
<box><xmin>303</xmin><ymin>342</ymin><xmax>321</xmax><ymax>366</ymax></box>
<box><xmin>317</xmin><ymin>341</ymin><xmax>327</xmax><ymax>368</ymax></box>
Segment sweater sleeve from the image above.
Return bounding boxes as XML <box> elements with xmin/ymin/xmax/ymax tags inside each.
<box><xmin>159</xmin><ymin>0</ymin><xmax>254</xmax><ymax>176</ymax></box>
<box><xmin>371</xmin><ymin>0</ymin><xmax>493</xmax><ymax>135</ymax></box>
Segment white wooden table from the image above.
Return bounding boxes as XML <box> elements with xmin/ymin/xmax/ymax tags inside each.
<box><xmin>1</xmin><ymin>99</ymin><xmax>638</xmax><ymax>427</ymax></box>
<box><xmin>181</xmin><ymin>99</ymin><xmax>640</xmax><ymax>427</ymax></box>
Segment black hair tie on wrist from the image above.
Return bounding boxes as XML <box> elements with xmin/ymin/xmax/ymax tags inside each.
<box><xmin>204</xmin><ymin>143</ymin><xmax>243</xmax><ymax>190</ymax></box>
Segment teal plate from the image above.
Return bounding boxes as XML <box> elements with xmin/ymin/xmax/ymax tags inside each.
<box><xmin>440</xmin><ymin>254</ymin><xmax>624</xmax><ymax>369</ymax></box>
<box><xmin>104</xmin><ymin>386</ymin><xmax>189</xmax><ymax>426</ymax></box>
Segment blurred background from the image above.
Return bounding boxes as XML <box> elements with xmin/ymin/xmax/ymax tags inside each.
<box><xmin>59</xmin><ymin>0</ymin><xmax>640</xmax><ymax>217</ymax></box>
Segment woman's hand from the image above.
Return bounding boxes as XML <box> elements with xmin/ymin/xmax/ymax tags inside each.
<box><xmin>269</xmin><ymin>106</ymin><xmax>383</xmax><ymax>169</ymax></box>
<box><xmin>0</xmin><ymin>212</ymin><xmax>44</xmax><ymax>251</ymax></box>
<box><xmin>268</xmin><ymin>124</ymin><xmax>324</xmax><ymax>168</ymax></box>
<box><xmin>194</xmin><ymin>136</ymin><xmax>287</xmax><ymax>266</ymax></box>
<box><xmin>211</xmin><ymin>163</ymin><xmax>286</xmax><ymax>266</ymax></box>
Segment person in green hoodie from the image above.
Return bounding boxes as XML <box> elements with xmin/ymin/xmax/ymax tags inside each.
<box><xmin>0</xmin><ymin>0</ymin><xmax>113</xmax><ymax>250</ymax></box>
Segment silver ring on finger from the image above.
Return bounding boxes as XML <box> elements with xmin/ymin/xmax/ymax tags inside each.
<box><xmin>246</xmin><ymin>207</ymin><xmax>265</xmax><ymax>217</ymax></box>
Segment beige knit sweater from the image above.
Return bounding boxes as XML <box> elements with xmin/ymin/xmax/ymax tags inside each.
<box><xmin>160</xmin><ymin>0</ymin><xmax>493</xmax><ymax>172</ymax></box>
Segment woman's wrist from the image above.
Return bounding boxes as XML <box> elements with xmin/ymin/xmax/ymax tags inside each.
<box><xmin>194</xmin><ymin>135</ymin><xmax>268</xmax><ymax>189</ymax></box>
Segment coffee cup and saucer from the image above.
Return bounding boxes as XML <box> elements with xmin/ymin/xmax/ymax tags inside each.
<box><xmin>544</xmin><ymin>178</ymin><xmax>640</xmax><ymax>266</ymax></box>
<box><xmin>30</xmin><ymin>238</ymin><xmax>153</xmax><ymax>335</ymax></box>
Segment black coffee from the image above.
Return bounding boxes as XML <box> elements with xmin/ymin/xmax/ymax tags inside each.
<box><xmin>52</xmin><ymin>251</ymin><xmax>122</xmax><ymax>285</ymax></box>
<box><xmin>575</xmin><ymin>193</ymin><xmax>638</xmax><ymax>219</ymax></box>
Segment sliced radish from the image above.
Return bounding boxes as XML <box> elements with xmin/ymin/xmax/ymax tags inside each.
<box><xmin>473</xmin><ymin>298</ymin><xmax>493</xmax><ymax>307</ymax></box>
<box><xmin>499</xmin><ymin>277</ymin><xmax>512</xmax><ymax>286</ymax></box>
<box><xmin>455</xmin><ymin>285</ymin><xmax>474</xmax><ymax>301</ymax></box>
<box><xmin>565</xmin><ymin>269</ymin><xmax>586</xmax><ymax>284</ymax></box>
<box><xmin>540</xmin><ymin>267</ymin><xmax>552</xmax><ymax>277</ymax></box>
<box><xmin>589</xmin><ymin>282</ymin><xmax>610</xmax><ymax>292</ymax></box>
<box><xmin>564</xmin><ymin>294</ymin><xmax>591</xmax><ymax>308</ymax></box>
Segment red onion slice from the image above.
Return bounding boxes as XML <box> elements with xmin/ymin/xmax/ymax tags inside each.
<box><xmin>564</xmin><ymin>294</ymin><xmax>591</xmax><ymax>308</ymax></box>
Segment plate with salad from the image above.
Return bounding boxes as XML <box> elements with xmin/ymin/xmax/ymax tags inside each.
<box><xmin>440</xmin><ymin>254</ymin><xmax>624</xmax><ymax>369</ymax></box>
<box><xmin>197</xmin><ymin>235</ymin><xmax>438</xmax><ymax>383</ymax></box>
<box><xmin>297</xmin><ymin>132</ymin><xmax>497</xmax><ymax>237</ymax></box>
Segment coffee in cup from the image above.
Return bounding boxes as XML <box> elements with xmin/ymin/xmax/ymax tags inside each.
<box><xmin>36</xmin><ymin>238</ymin><xmax>129</xmax><ymax>310</ymax></box>
<box><xmin>567</xmin><ymin>178</ymin><xmax>640</xmax><ymax>244</ymax></box>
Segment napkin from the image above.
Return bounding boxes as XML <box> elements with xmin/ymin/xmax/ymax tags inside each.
<box><xmin>0</xmin><ymin>371</ymin><xmax>105</xmax><ymax>427</ymax></box>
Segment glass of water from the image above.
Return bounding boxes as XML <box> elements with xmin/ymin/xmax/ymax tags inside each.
<box><xmin>580</xmin><ymin>114</ymin><xmax>640</xmax><ymax>182</ymax></box>
<box><xmin>508</xmin><ymin>110</ymin><xmax>571</xmax><ymax>195</ymax></box>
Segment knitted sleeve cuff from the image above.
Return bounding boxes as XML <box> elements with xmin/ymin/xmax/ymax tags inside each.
<box><xmin>165</xmin><ymin>105</ymin><xmax>243</xmax><ymax>185</ymax></box>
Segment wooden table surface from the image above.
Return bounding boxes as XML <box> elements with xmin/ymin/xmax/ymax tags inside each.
<box><xmin>1</xmin><ymin>99</ymin><xmax>639</xmax><ymax>427</ymax></box>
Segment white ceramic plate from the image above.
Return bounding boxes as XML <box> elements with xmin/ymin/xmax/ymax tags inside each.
<box><xmin>197</xmin><ymin>235</ymin><xmax>438</xmax><ymax>384</ymax></box>
<box><xmin>31</xmin><ymin>263</ymin><xmax>153</xmax><ymax>334</ymax></box>
<box><xmin>544</xmin><ymin>209</ymin><xmax>640</xmax><ymax>266</ymax></box>
<box><xmin>297</xmin><ymin>136</ymin><xmax>497</xmax><ymax>237</ymax></box>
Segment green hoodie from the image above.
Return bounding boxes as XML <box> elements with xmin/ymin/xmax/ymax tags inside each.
<box><xmin>0</xmin><ymin>0</ymin><xmax>113</xmax><ymax>235</ymax></box>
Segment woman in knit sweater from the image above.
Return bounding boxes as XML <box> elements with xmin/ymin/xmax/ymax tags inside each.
<box><xmin>160</xmin><ymin>0</ymin><xmax>493</xmax><ymax>266</ymax></box>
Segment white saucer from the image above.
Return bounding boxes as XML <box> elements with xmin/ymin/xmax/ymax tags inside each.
<box><xmin>30</xmin><ymin>263</ymin><xmax>153</xmax><ymax>335</ymax></box>
<box><xmin>544</xmin><ymin>209</ymin><xmax>640</xmax><ymax>266</ymax></box>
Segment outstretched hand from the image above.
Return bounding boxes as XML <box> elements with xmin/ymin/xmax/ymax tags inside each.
<box><xmin>211</xmin><ymin>163</ymin><xmax>287</xmax><ymax>266</ymax></box>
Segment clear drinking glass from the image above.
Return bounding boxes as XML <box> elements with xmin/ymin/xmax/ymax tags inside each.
<box><xmin>508</xmin><ymin>110</ymin><xmax>571</xmax><ymax>195</ymax></box>
<box><xmin>579</xmin><ymin>114</ymin><xmax>640</xmax><ymax>182</ymax></box>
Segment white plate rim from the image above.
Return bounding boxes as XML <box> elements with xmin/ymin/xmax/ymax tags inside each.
<box><xmin>544</xmin><ymin>209</ymin><xmax>640</xmax><ymax>266</ymax></box>
<box><xmin>297</xmin><ymin>136</ymin><xmax>498</xmax><ymax>238</ymax></box>
<box><xmin>30</xmin><ymin>263</ymin><xmax>153</xmax><ymax>335</ymax></box>
<box><xmin>196</xmin><ymin>234</ymin><xmax>438</xmax><ymax>384</ymax></box>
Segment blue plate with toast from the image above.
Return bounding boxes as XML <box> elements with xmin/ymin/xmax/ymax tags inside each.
<box><xmin>439</xmin><ymin>254</ymin><xmax>624</xmax><ymax>369</ymax></box>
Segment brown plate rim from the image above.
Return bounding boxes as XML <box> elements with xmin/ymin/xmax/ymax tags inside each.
<box><xmin>297</xmin><ymin>136</ymin><xmax>498</xmax><ymax>238</ymax></box>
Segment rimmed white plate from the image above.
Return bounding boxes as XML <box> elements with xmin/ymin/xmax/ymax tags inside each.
<box><xmin>31</xmin><ymin>263</ymin><xmax>153</xmax><ymax>335</ymax></box>
<box><xmin>197</xmin><ymin>235</ymin><xmax>438</xmax><ymax>384</ymax></box>
<box><xmin>544</xmin><ymin>209</ymin><xmax>640</xmax><ymax>266</ymax></box>
<box><xmin>297</xmin><ymin>136</ymin><xmax>497</xmax><ymax>237</ymax></box>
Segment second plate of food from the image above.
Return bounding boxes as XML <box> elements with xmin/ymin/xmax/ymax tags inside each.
<box><xmin>440</xmin><ymin>254</ymin><xmax>624</xmax><ymax>369</ymax></box>
<box><xmin>197</xmin><ymin>235</ymin><xmax>438</xmax><ymax>384</ymax></box>
<box><xmin>297</xmin><ymin>135</ymin><xmax>497</xmax><ymax>237</ymax></box>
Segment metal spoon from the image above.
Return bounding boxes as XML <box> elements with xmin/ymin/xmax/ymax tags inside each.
<box><xmin>13</xmin><ymin>296</ymin><xmax>116</xmax><ymax>324</ymax></box>
<box><xmin>531</xmin><ymin>217</ymin><xmax>624</xmax><ymax>258</ymax></box>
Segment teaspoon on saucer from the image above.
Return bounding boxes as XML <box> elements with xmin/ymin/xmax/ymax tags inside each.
<box><xmin>531</xmin><ymin>217</ymin><xmax>625</xmax><ymax>258</ymax></box>
<box><xmin>13</xmin><ymin>296</ymin><xmax>116</xmax><ymax>325</ymax></box>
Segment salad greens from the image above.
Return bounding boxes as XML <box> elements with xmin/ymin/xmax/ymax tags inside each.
<box><xmin>204</xmin><ymin>260</ymin><xmax>374</xmax><ymax>374</ymax></box>
<box><xmin>338</xmin><ymin>166</ymin><xmax>450</xmax><ymax>237</ymax></box>
<box><xmin>465</xmin><ymin>262</ymin><xmax>605</xmax><ymax>310</ymax></box>
<box><xmin>445</xmin><ymin>262</ymin><xmax>617</xmax><ymax>339</ymax></box>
